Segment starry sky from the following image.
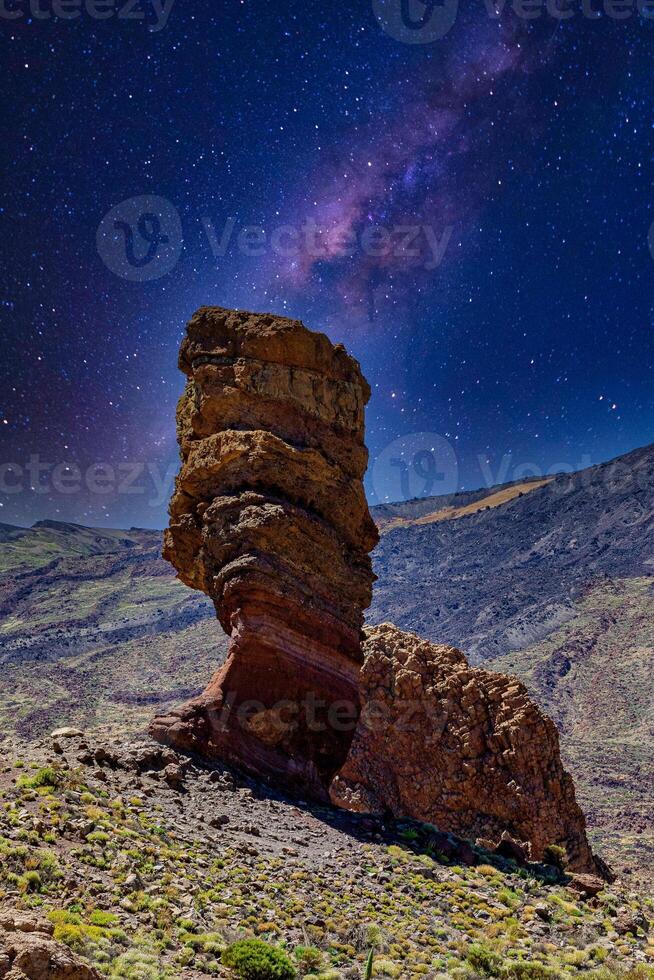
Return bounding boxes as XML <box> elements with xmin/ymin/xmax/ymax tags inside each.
<box><xmin>2</xmin><ymin>0</ymin><xmax>654</xmax><ymax>528</ymax></box>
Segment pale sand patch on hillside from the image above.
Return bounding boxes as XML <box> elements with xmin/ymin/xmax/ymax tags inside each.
<box><xmin>378</xmin><ymin>478</ymin><xmax>553</xmax><ymax>535</ymax></box>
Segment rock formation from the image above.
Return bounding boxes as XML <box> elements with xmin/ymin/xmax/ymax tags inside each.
<box><xmin>151</xmin><ymin>305</ymin><xmax>598</xmax><ymax>874</ymax></box>
<box><xmin>330</xmin><ymin>623</ymin><xmax>596</xmax><ymax>871</ymax></box>
<box><xmin>150</xmin><ymin>306</ymin><xmax>378</xmax><ymax>795</ymax></box>
<box><xmin>0</xmin><ymin>910</ymin><xmax>100</xmax><ymax>980</ymax></box>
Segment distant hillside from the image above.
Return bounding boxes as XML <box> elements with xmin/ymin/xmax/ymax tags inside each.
<box><xmin>372</xmin><ymin>475</ymin><xmax>548</xmax><ymax>532</ymax></box>
<box><xmin>375</xmin><ymin>479</ymin><xmax>551</xmax><ymax>534</ymax></box>
<box><xmin>369</xmin><ymin>443</ymin><xmax>654</xmax><ymax>661</ymax></box>
<box><xmin>1</xmin><ymin>443</ymin><xmax>653</xmax><ymax>880</ymax></box>
<box><xmin>0</xmin><ymin>521</ymin><xmax>221</xmax><ymax>738</ymax></box>
<box><xmin>493</xmin><ymin>576</ymin><xmax>654</xmax><ymax>887</ymax></box>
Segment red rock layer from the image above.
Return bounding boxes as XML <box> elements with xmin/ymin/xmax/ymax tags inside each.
<box><xmin>151</xmin><ymin>305</ymin><xmax>598</xmax><ymax>875</ymax></box>
<box><xmin>150</xmin><ymin>307</ymin><xmax>378</xmax><ymax>795</ymax></box>
<box><xmin>330</xmin><ymin>623</ymin><xmax>597</xmax><ymax>873</ymax></box>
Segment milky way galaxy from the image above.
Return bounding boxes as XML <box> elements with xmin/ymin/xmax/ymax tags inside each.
<box><xmin>2</xmin><ymin>0</ymin><xmax>653</xmax><ymax>524</ymax></box>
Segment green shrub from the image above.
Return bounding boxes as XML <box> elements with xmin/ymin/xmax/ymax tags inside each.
<box><xmin>509</xmin><ymin>963</ymin><xmax>557</xmax><ymax>979</ymax></box>
<box><xmin>466</xmin><ymin>942</ymin><xmax>505</xmax><ymax>977</ymax></box>
<box><xmin>89</xmin><ymin>909</ymin><xmax>119</xmax><ymax>926</ymax></box>
<box><xmin>294</xmin><ymin>946</ymin><xmax>324</xmax><ymax>974</ymax></box>
<box><xmin>19</xmin><ymin>870</ymin><xmax>42</xmax><ymax>893</ymax></box>
<box><xmin>365</xmin><ymin>924</ymin><xmax>384</xmax><ymax>950</ymax></box>
<box><xmin>372</xmin><ymin>961</ymin><xmax>401</xmax><ymax>978</ymax></box>
<box><xmin>35</xmin><ymin>848</ymin><xmax>60</xmax><ymax>880</ymax></box>
<box><xmin>542</xmin><ymin>844</ymin><xmax>568</xmax><ymax>871</ymax></box>
<box><xmin>17</xmin><ymin>767</ymin><xmax>59</xmax><ymax>791</ymax></box>
<box><xmin>108</xmin><ymin>949</ymin><xmax>166</xmax><ymax>979</ymax></box>
<box><xmin>222</xmin><ymin>939</ymin><xmax>296</xmax><ymax>979</ymax></box>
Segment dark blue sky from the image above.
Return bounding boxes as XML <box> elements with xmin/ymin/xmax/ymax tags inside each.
<box><xmin>2</xmin><ymin>0</ymin><xmax>653</xmax><ymax>527</ymax></box>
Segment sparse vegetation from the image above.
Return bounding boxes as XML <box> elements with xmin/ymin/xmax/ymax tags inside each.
<box><xmin>0</xmin><ymin>726</ymin><xmax>649</xmax><ymax>980</ymax></box>
<box><xmin>222</xmin><ymin>938</ymin><xmax>296</xmax><ymax>979</ymax></box>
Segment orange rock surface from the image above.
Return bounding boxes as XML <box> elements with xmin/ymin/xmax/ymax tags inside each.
<box><xmin>330</xmin><ymin>623</ymin><xmax>597</xmax><ymax>872</ymax></box>
<box><xmin>151</xmin><ymin>305</ymin><xmax>599</xmax><ymax>874</ymax></box>
<box><xmin>0</xmin><ymin>909</ymin><xmax>100</xmax><ymax>979</ymax></box>
<box><xmin>150</xmin><ymin>307</ymin><xmax>378</xmax><ymax>794</ymax></box>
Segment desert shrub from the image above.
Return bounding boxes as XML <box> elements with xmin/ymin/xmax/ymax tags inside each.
<box><xmin>373</xmin><ymin>960</ymin><xmax>401</xmax><ymax>977</ymax></box>
<box><xmin>18</xmin><ymin>869</ymin><xmax>42</xmax><ymax>893</ymax></box>
<box><xmin>466</xmin><ymin>942</ymin><xmax>505</xmax><ymax>977</ymax></box>
<box><xmin>294</xmin><ymin>946</ymin><xmax>324</xmax><ymax>974</ymax></box>
<box><xmin>222</xmin><ymin>939</ymin><xmax>296</xmax><ymax>979</ymax></box>
<box><xmin>542</xmin><ymin>845</ymin><xmax>568</xmax><ymax>871</ymax></box>
<box><xmin>364</xmin><ymin>924</ymin><xmax>384</xmax><ymax>950</ymax></box>
<box><xmin>508</xmin><ymin>963</ymin><xmax>557</xmax><ymax>979</ymax></box>
<box><xmin>587</xmin><ymin>969</ymin><xmax>654</xmax><ymax>980</ymax></box>
<box><xmin>33</xmin><ymin>848</ymin><xmax>60</xmax><ymax>881</ymax></box>
<box><xmin>108</xmin><ymin>949</ymin><xmax>166</xmax><ymax>980</ymax></box>
<box><xmin>476</xmin><ymin>865</ymin><xmax>501</xmax><ymax>879</ymax></box>
<box><xmin>498</xmin><ymin>888</ymin><xmax>520</xmax><ymax>909</ymax></box>
<box><xmin>17</xmin><ymin>767</ymin><xmax>59</xmax><ymax>791</ymax></box>
<box><xmin>90</xmin><ymin>910</ymin><xmax>119</xmax><ymax>926</ymax></box>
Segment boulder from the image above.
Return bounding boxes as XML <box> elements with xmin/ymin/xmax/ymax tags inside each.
<box><xmin>48</xmin><ymin>729</ymin><xmax>83</xmax><ymax>740</ymax></box>
<box><xmin>0</xmin><ymin>910</ymin><xmax>100</xmax><ymax>980</ymax></box>
<box><xmin>566</xmin><ymin>874</ymin><xmax>606</xmax><ymax>898</ymax></box>
<box><xmin>330</xmin><ymin>623</ymin><xmax>597</xmax><ymax>872</ymax></box>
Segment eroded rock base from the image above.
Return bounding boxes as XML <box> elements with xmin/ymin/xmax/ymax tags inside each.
<box><xmin>331</xmin><ymin>624</ymin><xmax>599</xmax><ymax>874</ymax></box>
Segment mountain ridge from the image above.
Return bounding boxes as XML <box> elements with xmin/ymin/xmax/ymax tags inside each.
<box><xmin>0</xmin><ymin>441</ymin><xmax>653</xmax><ymax>879</ymax></box>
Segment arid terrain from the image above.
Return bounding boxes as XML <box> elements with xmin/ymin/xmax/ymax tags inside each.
<box><xmin>0</xmin><ymin>444</ymin><xmax>653</xmax><ymax>977</ymax></box>
<box><xmin>0</xmin><ymin>729</ymin><xmax>651</xmax><ymax>979</ymax></box>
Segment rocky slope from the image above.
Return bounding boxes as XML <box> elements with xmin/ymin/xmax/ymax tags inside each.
<box><xmin>370</xmin><ymin>443</ymin><xmax>654</xmax><ymax>661</ymax></box>
<box><xmin>492</xmin><ymin>576</ymin><xmax>654</xmax><ymax>889</ymax></box>
<box><xmin>0</xmin><ymin>522</ymin><xmax>219</xmax><ymax>737</ymax></box>
<box><xmin>0</xmin><ymin>729</ymin><xmax>650</xmax><ymax>980</ymax></box>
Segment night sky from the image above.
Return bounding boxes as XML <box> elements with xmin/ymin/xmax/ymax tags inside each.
<box><xmin>3</xmin><ymin>0</ymin><xmax>654</xmax><ymax>528</ymax></box>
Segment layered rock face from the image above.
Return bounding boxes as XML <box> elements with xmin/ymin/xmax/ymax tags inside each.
<box><xmin>330</xmin><ymin>624</ymin><xmax>596</xmax><ymax>872</ymax></box>
<box><xmin>152</xmin><ymin>305</ymin><xmax>597</xmax><ymax>873</ymax></box>
<box><xmin>0</xmin><ymin>910</ymin><xmax>100</xmax><ymax>979</ymax></box>
<box><xmin>150</xmin><ymin>307</ymin><xmax>378</xmax><ymax>795</ymax></box>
